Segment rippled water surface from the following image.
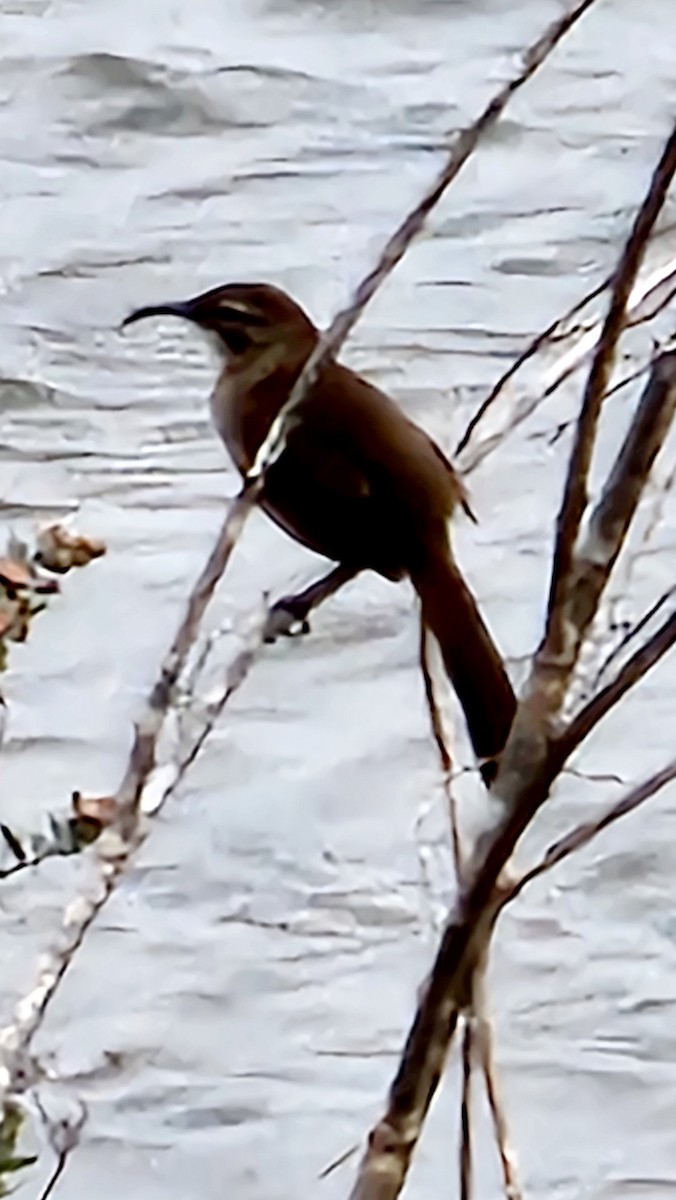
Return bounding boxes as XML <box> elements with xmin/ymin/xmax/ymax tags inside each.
<box><xmin>2</xmin><ymin>1</ymin><xmax>676</xmax><ymax>1197</ymax></box>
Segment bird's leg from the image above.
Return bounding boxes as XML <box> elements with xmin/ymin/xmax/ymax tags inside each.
<box><xmin>264</xmin><ymin>564</ymin><xmax>359</xmax><ymax>643</ymax></box>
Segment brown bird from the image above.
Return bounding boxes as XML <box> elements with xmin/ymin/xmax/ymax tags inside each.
<box><xmin>123</xmin><ymin>282</ymin><xmax>516</xmax><ymax>776</ymax></box>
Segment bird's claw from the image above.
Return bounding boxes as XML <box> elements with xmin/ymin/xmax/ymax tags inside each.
<box><xmin>263</xmin><ymin>603</ymin><xmax>311</xmax><ymax>644</ymax></box>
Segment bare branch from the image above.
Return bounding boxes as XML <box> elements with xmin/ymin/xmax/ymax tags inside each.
<box><xmin>251</xmin><ymin>0</ymin><xmax>602</xmax><ymax>484</ymax></box>
<box><xmin>506</xmin><ymin>758</ymin><xmax>676</xmax><ymax>904</ymax></box>
<box><xmin>542</xmin><ymin>124</ymin><xmax>676</xmax><ymax>664</ymax></box>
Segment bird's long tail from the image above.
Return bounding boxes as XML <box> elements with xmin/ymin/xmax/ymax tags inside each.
<box><xmin>410</xmin><ymin>544</ymin><xmax>516</xmax><ymax>772</ymax></box>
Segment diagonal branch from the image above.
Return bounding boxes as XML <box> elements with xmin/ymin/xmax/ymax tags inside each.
<box><xmin>250</xmin><ymin>0</ymin><xmax>602</xmax><ymax>484</ymax></box>
<box><xmin>542</xmin><ymin>122</ymin><xmax>676</xmax><ymax>668</ymax></box>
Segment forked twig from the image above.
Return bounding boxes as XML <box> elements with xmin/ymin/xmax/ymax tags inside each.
<box><xmin>420</xmin><ymin>625</ymin><xmax>453</xmax><ymax>778</ymax></box>
<box><xmin>143</xmin><ymin>607</ymin><xmax>268</xmax><ymax>815</ymax></box>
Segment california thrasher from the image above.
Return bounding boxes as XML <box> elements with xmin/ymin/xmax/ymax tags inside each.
<box><xmin>123</xmin><ymin>282</ymin><xmax>516</xmax><ymax>774</ymax></box>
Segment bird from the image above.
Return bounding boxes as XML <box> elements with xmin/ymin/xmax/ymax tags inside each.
<box><xmin>122</xmin><ymin>281</ymin><xmax>516</xmax><ymax>777</ymax></box>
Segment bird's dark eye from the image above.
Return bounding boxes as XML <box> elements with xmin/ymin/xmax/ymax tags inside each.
<box><xmin>221</xmin><ymin>327</ymin><xmax>252</xmax><ymax>355</ymax></box>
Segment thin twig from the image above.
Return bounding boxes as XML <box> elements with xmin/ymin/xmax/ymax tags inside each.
<box><xmin>421</xmin><ymin>634</ymin><xmax>518</xmax><ymax>1200</ymax></box>
<box><xmin>460</xmin><ymin>1019</ymin><xmax>473</xmax><ymax>1200</ymax></box>
<box><xmin>455</xmin><ymin>273</ymin><xmax>611</xmax><ymax>457</ymax></box>
<box><xmin>420</xmin><ymin>629</ymin><xmax>478</xmax><ymax>1200</ymax></box>
<box><xmin>419</xmin><ymin>624</ymin><xmax>463</xmax><ymax>879</ymax></box>
<box><xmin>251</xmin><ymin>0</ymin><xmax>603</xmax><ymax>486</ymax></box>
<box><xmin>0</xmin><ymin>853</ymin><xmax>43</xmax><ymax>881</ymax></box>
<box><xmin>593</xmin><ymin>585</ymin><xmax>675</xmax><ymax>693</ymax></box>
<box><xmin>603</xmin><ymin>338</ymin><xmax>676</xmax><ymax>404</ymax></box>
<box><xmin>319</xmin><ymin>1144</ymin><xmax>361</xmax><ymax>1181</ymax></box>
<box><xmin>420</xmin><ymin>625</ymin><xmax>452</xmax><ymax>778</ymax></box>
<box><xmin>116</xmin><ymin>483</ymin><xmax>260</xmax><ymax>817</ymax></box>
<box><xmin>38</xmin><ymin>1153</ymin><xmax>66</xmax><ymax>1200</ymax></box>
<box><xmin>141</xmin><ymin>605</ymin><xmax>268</xmax><ymax>815</ymax></box>
<box><xmin>543</xmin><ymin>122</ymin><xmax>676</xmax><ymax>659</ymax></box>
<box><xmin>473</xmin><ymin>970</ymin><xmax>522</xmax><ymax>1200</ymax></box>
<box><xmin>557</xmin><ymin>606</ymin><xmax>676</xmax><ymax>762</ymax></box>
<box><xmin>504</xmin><ymin>758</ymin><xmax>676</xmax><ymax>904</ymax></box>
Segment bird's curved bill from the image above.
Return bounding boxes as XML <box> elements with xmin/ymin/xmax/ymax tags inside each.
<box><xmin>120</xmin><ymin>301</ymin><xmax>196</xmax><ymax>329</ymax></box>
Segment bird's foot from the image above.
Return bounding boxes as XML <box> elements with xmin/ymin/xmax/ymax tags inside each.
<box><xmin>263</xmin><ymin>601</ymin><xmax>311</xmax><ymax>644</ymax></box>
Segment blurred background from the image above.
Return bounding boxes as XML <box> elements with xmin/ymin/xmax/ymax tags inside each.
<box><xmin>1</xmin><ymin>0</ymin><xmax>676</xmax><ymax>1196</ymax></box>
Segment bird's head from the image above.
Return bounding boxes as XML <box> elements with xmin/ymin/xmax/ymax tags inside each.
<box><xmin>122</xmin><ymin>281</ymin><xmax>318</xmax><ymax>366</ymax></box>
